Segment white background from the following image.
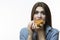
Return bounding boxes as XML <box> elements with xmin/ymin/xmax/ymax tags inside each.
<box><xmin>0</xmin><ymin>0</ymin><xmax>60</xmax><ymax>40</ymax></box>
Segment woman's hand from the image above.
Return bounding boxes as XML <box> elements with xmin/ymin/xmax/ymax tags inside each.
<box><xmin>27</xmin><ymin>20</ymin><xmax>40</xmax><ymax>35</ymax></box>
<box><xmin>27</xmin><ymin>21</ymin><xmax>34</xmax><ymax>40</ymax></box>
<box><xmin>27</xmin><ymin>20</ymin><xmax>44</xmax><ymax>40</ymax></box>
<box><xmin>27</xmin><ymin>20</ymin><xmax>40</xmax><ymax>40</ymax></box>
<box><xmin>27</xmin><ymin>21</ymin><xmax>34</xmax><ymax>35</ymax></box>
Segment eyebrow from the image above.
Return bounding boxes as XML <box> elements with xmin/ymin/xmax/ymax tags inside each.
<box><xmin>41</xmin><ymin>11</ymin><xmax>45</xmax><ymax>13</ymax></box>
<box><xmin>35</xmin><ymin>10</ymin><xmax>45</xmax><ymax>12</ymax></box>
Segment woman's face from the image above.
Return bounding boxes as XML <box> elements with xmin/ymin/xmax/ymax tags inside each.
<box><xmin>33</xmin><ymin>6</ymin><xmax>46</xmax><ymax>21</ymax></box>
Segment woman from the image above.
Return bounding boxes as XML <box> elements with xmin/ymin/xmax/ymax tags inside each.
<box><xmin>20</xmin><ymin>2</ymin><xmax>59</xmax><ymax>40</ymax></box>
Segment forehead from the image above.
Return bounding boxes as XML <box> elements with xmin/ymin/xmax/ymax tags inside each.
<box><xmin>36</xmin><ymin>6</ymin><xmax>44</xmax><ymax>12</ymax></box>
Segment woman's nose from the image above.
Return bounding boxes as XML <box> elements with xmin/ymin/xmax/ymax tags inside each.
<box><xmin>38</xmin><ymin>13</ymin><xmax>42</xmax><ymax>17</ymax></box>
<box><xmin>37</xmin><ymin>13</ymin><xmax>42</xmax><ymax>19</ymax></box>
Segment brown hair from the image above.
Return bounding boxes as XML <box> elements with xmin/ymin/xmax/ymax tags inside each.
<box><xmin>31</xmin><ymin>2</ymin><xmax>52</xmax><ymax>27</ymax></box>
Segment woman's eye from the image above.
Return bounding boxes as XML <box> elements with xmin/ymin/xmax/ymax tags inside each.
<box><xmin>35</xmin><ymin>11</ymin><xmax>39</xmax><ymax>14</ymax></box>
<box><xmin>41</xmin><ymin>11</ymin><xmax>45</xmax><ymax>15</ymax></box>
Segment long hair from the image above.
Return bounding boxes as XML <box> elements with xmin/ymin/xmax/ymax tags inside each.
<box><xmin>31</xmin><ymin>2</ymin><xmax>52</xmax><ymax>27</ymax></box>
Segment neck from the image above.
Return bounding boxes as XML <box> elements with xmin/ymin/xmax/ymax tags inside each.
<box><xmin>37</xmin><ymin>28</ymin><xmax>46</xmax><ymax>40</ymax></box>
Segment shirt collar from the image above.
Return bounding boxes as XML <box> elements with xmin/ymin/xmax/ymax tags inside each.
<box><xmin>46</xmin><ymin>25</ymin><xmax>52</xmax><ymax>35</ymax></box>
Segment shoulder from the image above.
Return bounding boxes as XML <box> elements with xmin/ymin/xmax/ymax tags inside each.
<box><xmin>51</xmin><ymin>28</ymin><xmax>59</xmax><ymax>34</ymax></box>
<box><xmin>20</xmin><ymin>27</ymin><xmax>28</xmax><ymax>32</ymax></box>
<box><xmin>46</xmin><ymin>26</ymin><xmax>59</xmax><ymax>40</ymax></box>
<box><xmin>46</xmin><ymin>25</ymin><xmax>59</xmax><ymax>34</ymax></box>
<box><xmin>20</xmin><ymin>27</ymin><xmax>28</xmax><ymax>36</ymax></box>
<box><xmin>20</xmin><ymin>27</ymin><xmax>28</xmax><ymax>40</ymax></box>
<box><xmin>49</xmin><ymin>28</ymin><xmax>59</xmax><ymax>37</ymax></box>
<box><xmin>20</xmin><ymin>27</ymin><xmax>28</xmax><ymax>39</ymax></box>
<box><xmin>20</xmin><ymin>27</ymin><xmax>28</xmax><ymax>34</ymax></box>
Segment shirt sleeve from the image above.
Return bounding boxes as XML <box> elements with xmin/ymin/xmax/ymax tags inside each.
<box><xmin>50</xmin><ymin>29</ymin><xmax>59</xmax><ymax>40</ymax></box>
<box><xmin>20</xmin><ymin>28</ymin><xmax>28</xmax><ymax>40</ymax></box>
<box><xmin>20</xmin><ymin>29</ymin><xmax>25</xmax><ymax>40</ymax></box>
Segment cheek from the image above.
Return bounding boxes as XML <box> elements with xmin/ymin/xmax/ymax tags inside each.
<box><xmin>41</xmin><ymin>15</ymin><xmax>46</xmax><ymax>19</ymax></box>
<box><xmin>33</xmin><ymin>15</ymin><xmax>38</xmax><ymax>20</ymax></box>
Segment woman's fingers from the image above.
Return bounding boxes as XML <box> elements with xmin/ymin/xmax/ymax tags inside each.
<box><xmin>28</xmin><ymin>20</ymin><xmax>40</xmax><ymax>32</ymax></box>
<box><xmin>27</xmin><ymin>21</ymin><xmax>34</xmax><ymax>35</ymax></box>
<box><xmin>32</xmin><ymin>22</ymin><xmax>40</xmax><ymax>30</ymax></box>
